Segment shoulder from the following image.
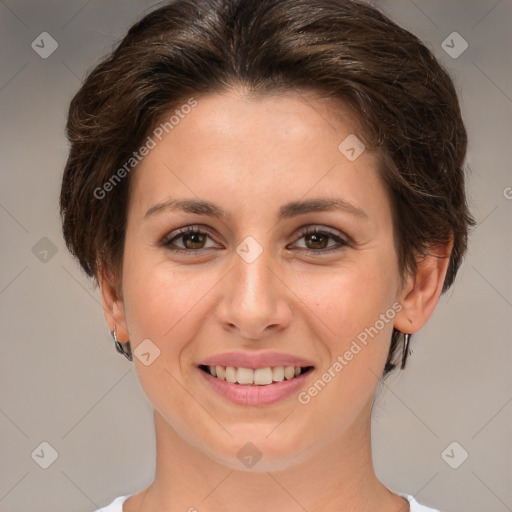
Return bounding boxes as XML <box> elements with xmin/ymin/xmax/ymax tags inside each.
<box><xmin>398</xmin><ymin>493</ymin><xmax>442</xmax><ymax>512</ymax></box>
<box><xmin>92</xmin><ymin>493</ymin><xmax>440</xmax><ymax>512</ymax></box>
<box><xmin>92</xmin><ymin>495</ymin><xmax>131</xmax><ymax>512</ymax></box>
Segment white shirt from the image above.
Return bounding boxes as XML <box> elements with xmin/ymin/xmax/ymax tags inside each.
<box><xmin>93</xmin><ymin>493</ymin><xmax>441</xmax><ymax>511</ymax></box>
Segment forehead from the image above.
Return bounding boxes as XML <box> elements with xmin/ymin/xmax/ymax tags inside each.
<box><xmin>162</xmin><ymin>88</ymin><xmax>367</xmax><ymax>152</ymax></box>
<box><xmin>127</xmin><ymin>89</ymin><xmax>387</xmax><ymax>223</ymax></box>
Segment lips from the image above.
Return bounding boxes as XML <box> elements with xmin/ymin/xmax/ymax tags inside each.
<box><xmin>198</xmin><ymin>362</ymin><xmax>315</xmax><ymax>406</ymax></box>
<box><xmin>196</xmin><ymin>351</ymin><xmax>316</xmax><ymax>405</ymax></box>
<box><xmin>199</xmin><ymin>351</ymin><xmax>315</xmax><ymax>369</ymax></box>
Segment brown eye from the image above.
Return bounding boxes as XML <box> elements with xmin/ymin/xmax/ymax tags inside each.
<box><xmin>162</xmin><ymin>226</ymin><xmax>219</xmax><ymax>252</ymax></box>
<box><xmin>180</xmin><ymin>231</ymin><xmax>207</xmax><ymax>249</ymax></box>
<box><xmin>291</xmin><ymin>226</ymin><xmax>350</xmax><ymax>254</ymax></box>
<box><xmin>304</xmin><ymin>232</ymin><xmax>330</xmax><ymax>250</ymax></box>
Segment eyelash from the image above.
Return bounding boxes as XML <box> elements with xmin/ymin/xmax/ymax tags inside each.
<box><xmin>161</xmin><ymin>225</ymin><xmax>350</xmax><ymax>255</ymax></box>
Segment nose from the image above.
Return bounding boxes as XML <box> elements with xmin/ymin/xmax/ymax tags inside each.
<box><xmin>216</xmin><ymin>244</ymin><xmax>293</xmax><ymax>341</ymax></box>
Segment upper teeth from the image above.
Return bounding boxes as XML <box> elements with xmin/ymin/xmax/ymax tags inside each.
<box><xmin>208</xmin><ymin>365</ymin><xmax>303</xmax><ymax>385</ymax></box>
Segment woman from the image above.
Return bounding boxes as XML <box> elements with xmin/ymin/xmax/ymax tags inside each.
<box><xmin>60</xmin><ymin>0</ymin><xmax>474</xmax><ymax>510</ymax></box>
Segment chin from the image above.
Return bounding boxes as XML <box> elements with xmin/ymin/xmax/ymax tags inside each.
<box><xmin>207</xmin><ymin>429</ymin><xmax>315</xmax><ymax>473</ymax></box>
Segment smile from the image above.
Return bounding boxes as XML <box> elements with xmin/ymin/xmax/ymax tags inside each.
<box><xmin>199</xmin><ymin>364</ymin><xmax>314</xmax><ymax>385</ymax></box>
<box><xmin>198</xmin><ymin>364</ymin><xmax>315</xmax><ymax>406</ymax></box>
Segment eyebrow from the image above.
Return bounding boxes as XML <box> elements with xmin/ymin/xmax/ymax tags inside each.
<box><xmin>144</xmin><ymin>197</ymin><xmax>368</xmax><ymax>221</ymax></box>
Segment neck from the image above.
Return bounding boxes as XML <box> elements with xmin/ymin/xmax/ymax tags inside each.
<box><xmin>130</xmin><ymin>400</ymin><xmax>408</xmax><ymax>512</ymax></box>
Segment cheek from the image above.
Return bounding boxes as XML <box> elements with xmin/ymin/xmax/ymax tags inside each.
<box><xmin>298</xmin><ymin>268</ymin><xmax>398</xmax><ymax>421</ymax></box>
<box><xmin>299</xmin><ymin>249</ymin><xmax>399</xmax><ymax>401</ymax></box>
<box><xmin>122</xmin><ymin>259</ymin><xmax>208</xmax><ymax>344</ymax></box>
<box><xmin>303</xmin><ymin>255</ymin><xmax>399</xmax><ymax>340</ymax></box>
<box><xmin>120</xmin><ymin>256</ymin><xmax>207</xmax><ymax>425</ymax></box>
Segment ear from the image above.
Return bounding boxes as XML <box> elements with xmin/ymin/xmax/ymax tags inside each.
<box><xmin>394</xmin><ymin>239</ymin><xmax>453</xmax><ymax>335</ymax></box>
<box><xmin>97</xmin><ymin>267</ymin><xmax>129</xmax><ymax>343</ymax></box>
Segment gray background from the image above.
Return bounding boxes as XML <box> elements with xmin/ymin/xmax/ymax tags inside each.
<box><xmin>0</xmin><ymin>1</ymin><xmax>511</xmax><ymax>511</ymax></box>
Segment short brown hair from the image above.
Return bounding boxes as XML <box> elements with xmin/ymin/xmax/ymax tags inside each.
<box><xmin>60</xmin><ymin>0</ymin><xmax>475</xmax><ymax>375</ymax></box>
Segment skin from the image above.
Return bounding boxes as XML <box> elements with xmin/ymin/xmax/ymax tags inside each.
<box><xmin>99</xmin><ymin>88</ymin><xmax>451</xmax><ymax>512</ymax></box>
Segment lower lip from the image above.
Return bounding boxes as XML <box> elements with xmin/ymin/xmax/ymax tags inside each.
<box><xmin>198</xmin><ymin>367</ymin><xmax>314</xmax><ymax>406</ymax></box>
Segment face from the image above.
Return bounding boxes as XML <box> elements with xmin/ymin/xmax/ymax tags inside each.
<box><xmin>110</xmin><ymin>89</ymin><xmax>406</xmax><ymax>471</ymax></box>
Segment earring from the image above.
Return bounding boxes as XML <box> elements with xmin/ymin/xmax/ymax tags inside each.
<box><xmin>111</xmin><ymin>326</ymin><xmax>133</xmax><ymax>361</ymax></box>
<box><xmin>400</xmin><ymin>332</ymin><xmax>411</xmax><ymax>369</ymax></box>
